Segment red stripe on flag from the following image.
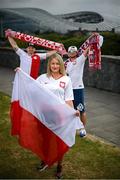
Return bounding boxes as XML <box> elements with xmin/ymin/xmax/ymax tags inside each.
<box><xmin>10</xmin><ymin>101</ymin><xmax>69</xmax><ymax>166</ymax></box>
<box><xmin>10</xmin><ymin>101</ymin><xmax>22</xmax><ymax>135</ymax></box>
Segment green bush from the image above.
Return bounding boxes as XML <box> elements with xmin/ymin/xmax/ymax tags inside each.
<box><xmin>101</xmin><ymin>32</ymin><xmax>120</xmax><ymax>55</ymax></box>
<box><xmin>34</xmin><ymin>32</ymin><xmax>120</xmax><ymax>55</ymax></box>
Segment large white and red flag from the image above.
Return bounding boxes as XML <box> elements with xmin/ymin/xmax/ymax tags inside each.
<box><xmin>10</xmin><ymin>69</ymin><xmax>84</xmax><ymax>166</ymax></box>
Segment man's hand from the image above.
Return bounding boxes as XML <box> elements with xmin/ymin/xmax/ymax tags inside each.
<box><xmin>14</xmin><ymin>67</ymin><xmax>20</xmax><ymax>72</ymax></box>
<box><xmin>5</xmin><ymin>29</ymin><xmax>16</xmax><ymax>38</ymax></box>
<box><xmin>91</xmin><ymin>32</ymin><xmax>99</xmax><ymax>36</ymax></box>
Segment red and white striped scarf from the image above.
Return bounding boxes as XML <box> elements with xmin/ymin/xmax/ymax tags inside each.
<box><xmin>5</xmin><ymin>29</ymin><xmax>67</xmax><ymax>56</ymax></box>
<box><xmin>78</xmin><ymin>34</ymin><xmax>102</xmax><ymax>69</ymax></box>
<box><xmin>5</xmin><ymin>29</ymin><xmax>103</xmax><ymax>69</ymax></box>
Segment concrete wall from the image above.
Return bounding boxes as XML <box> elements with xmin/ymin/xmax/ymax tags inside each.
<box><xmin>0</xmin><ymin>48</ymin><xmax>120</xmax><ymax>93</ymax></box>
<box><xmin>0</xmin><ymin>48</ymin><xmax>20</xmax><ymax>69</ymax></box>
<box><xmin>84</xmin><ymin>55</ymin><xmax>120</xmax><ymax>93</ymax></box>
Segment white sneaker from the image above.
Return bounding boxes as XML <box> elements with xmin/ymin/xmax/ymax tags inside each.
<box><xmin>39</xmin><ymin>164</ymin><xmax>48</xmax><ymax>172</ymax></box>
<box><xmin>79</xmin><ymin>128</ymin><xmax>86</xmax><ymax>137</ymax></box>
<box><xmin>37</xmin><ymin>164</ymin><xmax>48</xmax><ymax>172</ymax></box>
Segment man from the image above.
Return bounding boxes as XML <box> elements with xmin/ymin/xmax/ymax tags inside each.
<box><xmin>65</xmin><ymin>46</ymin><xmax>89</xmax><ymax>137</ymax></box>
<box><xmin>7</xmin><ymin>36</ymin><xmax>56</xmax><ymax>79</ymax></box>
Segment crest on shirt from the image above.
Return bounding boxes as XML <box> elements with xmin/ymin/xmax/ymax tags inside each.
<box><xmin>59</xmin><ymin>81</ymin><xmax>65</xmax><ymax>88</ymax></box>
<box><xmin>32</xmin><ymin>55</ymin><xmax>40</xmax><ymax>60</ymax></box>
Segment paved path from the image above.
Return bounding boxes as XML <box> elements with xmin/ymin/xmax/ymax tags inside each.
<box><xmin>0</xmin><ymin>67</ymin><xmax>120</xmax><ymax>147</ymax></box>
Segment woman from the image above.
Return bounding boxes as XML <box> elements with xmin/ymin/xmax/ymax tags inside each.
<box><xmin>36</xmin><ymin>53</ymin><xmax>80</xmax><ymax>179</ymax></box>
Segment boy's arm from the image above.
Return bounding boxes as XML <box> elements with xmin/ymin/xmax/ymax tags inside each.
<box><xmin>5</xmin><ymin>29</ymin><xmax>19</xmax><ymax>51</ymax></box>
<box><xmin>46</xmin><ymin>50</ymin><xmax>57</xmax><ymax>58</ymax></box>
<box><xmin>83</xmin><ymin>47</ymin><xmax>89</xmax><ymax>57</ymax></box>
<box><xmin>8</xmin><ymin>36</ymin><xmax>19</xmax><ymax>51</ymax></box>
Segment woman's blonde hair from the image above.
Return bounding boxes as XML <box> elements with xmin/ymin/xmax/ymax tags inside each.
<box><xmin>47</xmin><ymin>53</ymin><xmax>66</xmax><ymax>76</ymax></box>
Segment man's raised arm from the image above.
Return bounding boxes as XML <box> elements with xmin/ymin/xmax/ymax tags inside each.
<box><xmin>5</xmin><ymin>29</ymin><xmax>19</xmax><ymax>51</ymax></box>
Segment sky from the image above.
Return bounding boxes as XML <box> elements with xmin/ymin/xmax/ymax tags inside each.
<box><xmin>0</xmin><ymin>0</ymin><xmax>120</xmax><ymax>17</ymax></box>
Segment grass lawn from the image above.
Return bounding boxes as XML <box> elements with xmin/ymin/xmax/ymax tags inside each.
<box><xmin>0</xmin><ymin>92</ymin><xmax>120</xmax><ymax>179</ymax></box>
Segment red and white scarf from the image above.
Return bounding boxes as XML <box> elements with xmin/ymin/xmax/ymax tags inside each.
<box><xmin>78</xmin><ymin>34</ymin><xmax>103</xmax><ymax>69</ymax></box>
<box><xmin>5</xmin><ymin>29</ymin><xmax>103</xmax><ymax>69</ymax></box>
<box><xmin>5</xmin><ymin>29</ymin><xmax>67</xmax><ymax>56</ymax></box>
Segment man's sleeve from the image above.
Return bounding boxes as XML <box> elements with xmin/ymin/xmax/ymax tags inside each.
<box><xmin>64</xmin><ymin>77</ymin><xmax>74</xmax><ymax>101</ymax></box>
<box><xmin>16</xmin><ymin>48</ymin><xmax>26</xmax><ymax>56</ymax></box>
<box><xmin>38</xmin><ymin>53</ymin><xmax>47</xmax><ymax>61</ymax></box>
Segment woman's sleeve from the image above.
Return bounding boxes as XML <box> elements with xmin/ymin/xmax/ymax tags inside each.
<box><xmin>64</xmin><ymin>77</ymin><xmax>74</xmax><ymax>101</ymax></box>
<box><xmin>36</xmin><ymin>74</ymin><xmax>45</xmax><ymax>84</ymax></box>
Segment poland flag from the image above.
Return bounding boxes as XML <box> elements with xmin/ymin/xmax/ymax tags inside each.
<box><xmin>10</xmin><ymin>69</ymin><xmax>84</xmax><ymax>166</ymax></box>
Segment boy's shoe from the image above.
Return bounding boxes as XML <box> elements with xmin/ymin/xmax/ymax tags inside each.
<box><xmin>36</xmin><ymin>161</ymin><xmax>48</xmax><ymax>172</ymax></box>
<box><xmin>55</xmin><ymin>165</ymin><xmax>62</xmax><ymax>179</ymax></box>
<box><xmin>79</xmin><ymin>128</ymin><xmax>86</xmax><ymax>137</ymax></box>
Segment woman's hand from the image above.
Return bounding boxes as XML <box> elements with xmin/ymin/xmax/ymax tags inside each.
<box><xmin>14</xmin><ymin>67</ymin><xmax>20</xmax><ymax>72</ymax></box>
<box><xmin>75</xmin><ymin>110</ymin><xmax>80</xmax><ymax>117</ymax></box>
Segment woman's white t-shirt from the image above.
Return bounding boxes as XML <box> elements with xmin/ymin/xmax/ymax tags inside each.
<box><xmin>37</xmin><ymin>74</ymin><xmax>74</xmax><ymax>104</ymax></box>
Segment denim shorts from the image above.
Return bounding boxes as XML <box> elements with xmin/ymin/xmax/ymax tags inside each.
<box><xmin>73</xmin><ymin>88</ymin><xmax>85</xmax><ymax>112</ymax></box>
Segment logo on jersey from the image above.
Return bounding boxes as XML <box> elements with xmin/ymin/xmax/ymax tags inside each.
<box><xmin>77</xmin><ymin>103</ymin><xmax>84</xmax><ymax>111</ymax></box>
<box><xmin>32</xmin><ymin>54</ymin><xmax>40</xmax><ymax>61</ymax></box>
<box><xmin>59</xmin><ymin>81</ymin><xmax>65</xmax><ymax>88</ymax></box>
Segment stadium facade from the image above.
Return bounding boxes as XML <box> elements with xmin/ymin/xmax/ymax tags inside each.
<box><xmin>0</xmin><ymin>8</ymin><xmax>120</xmax><ymax>35</ymax></box>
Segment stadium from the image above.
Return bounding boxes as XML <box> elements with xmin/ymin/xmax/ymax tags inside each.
<box><xmin>0</xmin><ymin>8</ymin><xmax>120</xmax><ymax>34</ymax></box>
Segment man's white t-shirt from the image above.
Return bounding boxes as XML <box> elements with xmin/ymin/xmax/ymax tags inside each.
<box><xmin>16</xmin><ymin>48</ymin><xmax>46</xmax><ymax>75</ymax></box>
<box><xmin>37</xmin><ymin>74</ymin><xmax>74</xmax><ymax>104</ymax></box>
<box><xmin>66</xmin><ymin>54</ymin><xmax>86</xmax><ymax>89</ymax></box>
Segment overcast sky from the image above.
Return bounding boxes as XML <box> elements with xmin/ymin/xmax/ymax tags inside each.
<box><xmin>0</xmin><ymin>0</ymin><xmax>120</xmax><ymax>17</ymax></box>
